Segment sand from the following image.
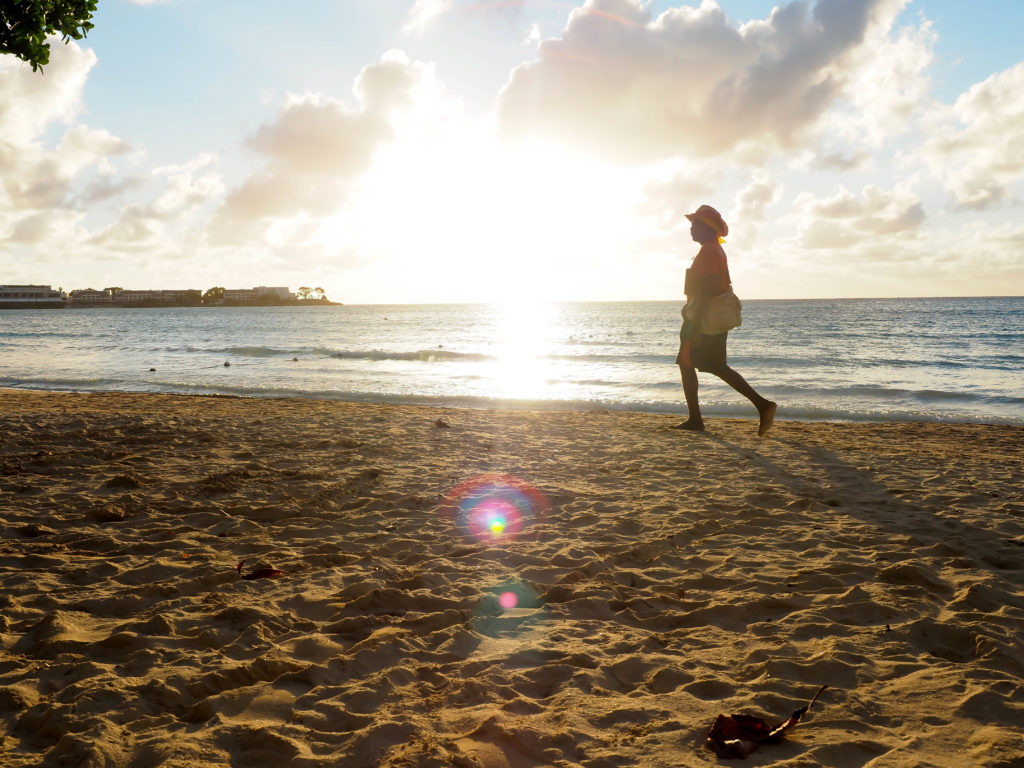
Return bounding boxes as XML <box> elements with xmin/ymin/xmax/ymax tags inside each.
<box><xmin>0</xmin><ymin>390</ymin><xmax>1022</xmax><ymax>768</ymax></box>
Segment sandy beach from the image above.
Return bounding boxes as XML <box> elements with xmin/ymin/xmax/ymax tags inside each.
<box><xmin>0</xmin><ymin>390</ymin><xmax>1021</xmax><ymax>767</ymax></box>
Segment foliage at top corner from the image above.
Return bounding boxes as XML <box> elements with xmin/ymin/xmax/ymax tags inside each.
<box><xmin>0</xmin><ymin>1</ymin><xmax>98</xmax><ymax>72</ymax></box>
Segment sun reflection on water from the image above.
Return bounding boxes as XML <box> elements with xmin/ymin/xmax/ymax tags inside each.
<box><xmin>488</xmin><ymin>301</ymin><xmax>560</xmax><ymax>401</ymax></box>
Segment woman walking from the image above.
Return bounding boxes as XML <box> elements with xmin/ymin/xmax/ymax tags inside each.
<box><xmin>675</xmin><ymin>204</ymin><xmax>776</xmax><ymax>435</ymax></box>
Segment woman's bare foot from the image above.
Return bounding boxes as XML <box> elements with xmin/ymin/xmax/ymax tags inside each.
<box><xmin>672</xmin><ymin>419</ymin><xmax>705</xmax><ymax>431</ymax></box>
<box><xmin>757</xmin><ymin>401</ymin><xmax>777</xmax><ymax>436</ymax></box>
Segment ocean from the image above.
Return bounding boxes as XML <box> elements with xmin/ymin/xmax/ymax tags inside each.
<box><xmin>1</xmin><ymin>298</ymin><xmax>1021</xmax><ymax>425</ymax></box>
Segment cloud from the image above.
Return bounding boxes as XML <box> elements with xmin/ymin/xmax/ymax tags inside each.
<box><xmin>0</xmin><ymin>44</ymin><xmax>116</xmax><ymax>214</ymax></box>
<box><xmin>244</xmin><ymin>99</ymin><xmax>383</xmax><ymax>178</ymax></box>
<box><xmin>151</xmin><ymin>156</ymin><xmax>224</xmax><ymax>218</ymax></box>
<box><xmin>735</xmin><ymin>173</ymin><xmax>783</xmax><ymax>222</ymax></box>
<box><xmin>635</xmin><ymin>161</ymin><xmax>720</xmax><ymax>230</ymax></box>
<box><xmin>0</xmin><ymin>43</ymin><xmax>141</xmax><ymax>256</ymax></box>
<box><xmin>793</xmin><ymin>183</ymin><xmax>925</xmax><ymax>249</ymax></box>
<box><xmin>806</xmin><ymin>148</ymin><xmax>871</xmax><ymax>171</ymax></box>
<box><xmin>404</xmin><ymin>0</ymin><xmax>526</xmax><ymax>35</ymax></box>
<box><xmin>1</xmin><ymin>153</ymin><xmax>67</xmax><ymax>210</ymax></box>
<box><xmin>74</xmin><ymin>174</ymin><xmax>144</xmax><ymax>206</ymax></box>
<box><xmin>523</xmin><ymin>23</ymin><xmax>542</xmax><ymax>47</ymax></box>
<box><xmin>210</xmin><ymin>52</ymin><xmax>428</xmax><ymax>244</ymax></box>
<box><xmin>990</xmin><ymin>223</ymin><xmax>1024</xmax><ymax>249</ymax></box>
<box><xmin>634</xmin><ymin>166</ymin><xmax>784</xmax><ymax>254</ymax></box>
<box><xmin>0</xmin><ymin>40</ymin><xmax>96</xmax><ymax>145</ymax></box>
<box><xmin>86</xmin><ymin>204</ymin><xmax>165</xmax><ymax>251</ymax></box>
<box><xmin>87</xmin><ymin>155</ymin><xmax>224</xmax><ymax>252</ymax></box>
<box><xmin>57</xmin><ymin>126</ymin><xmax>132</xmax><ymax>175</ymax></box>
<box><xmin>818</xmin><ymin>6</ymin><xmax>933</xmax><ymax>148</ymax></box>
<box><xmin>0</xmin><ymin>127</ymin><xmax>131</xmax><ymax>214</ymax></box>
<box><xmin>925</xmin><ymin>62</ymin><xmax>1024</xmax><ymax>210</ymax></box>
<box><xmin>404</xmin><ymin>0</ymin><xmax>455</xmax><ymax>34</ymax></box>
<box><xmin>5</xmin><ymin>208</ymin><xmax>85</xmax><ymax>248</ymax></box>
<box><xmin>497</xmin><ymin>0</ymin><xmax>908</xmax><ymax>163</ymax></box>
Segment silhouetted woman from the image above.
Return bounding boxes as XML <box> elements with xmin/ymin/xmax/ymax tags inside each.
<box><xmin>675</xmin><ymin>204</ymin><xmax>776</xmax><ymax>435</ymax></box>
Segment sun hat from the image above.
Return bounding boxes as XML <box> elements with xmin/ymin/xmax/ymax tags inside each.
<box><xmin>685</xmin><ymin>204</ymin><xmax>728</xmax><ymax>242</ymax></box>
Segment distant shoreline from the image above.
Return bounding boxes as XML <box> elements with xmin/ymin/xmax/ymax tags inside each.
<box><xmin>0</xmin><ymin>300</ymin><xmax>343</xmax><ymax>310</ymax></box>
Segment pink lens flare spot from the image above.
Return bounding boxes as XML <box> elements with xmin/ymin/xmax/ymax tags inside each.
<box><xmin>498</xmin><ymin>591</ymin><xmax>519</xmax><ymax>610</ymax></box>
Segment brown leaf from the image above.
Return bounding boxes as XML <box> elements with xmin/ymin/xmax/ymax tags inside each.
<box><xmin>706</xmin><ymin>685</ymin><xmax>827</xmax><ymax>759</ymax></box>
<box><xmin>236</xmin><ymin>559</ymin><xmax>285</xmax><ymax>580</ymax></box>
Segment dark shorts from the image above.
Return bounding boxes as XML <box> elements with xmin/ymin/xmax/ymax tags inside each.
<box><xmin>676</xmin><ymin>320</ymin><xmax>727</xmax><ymax>372</ymax></box>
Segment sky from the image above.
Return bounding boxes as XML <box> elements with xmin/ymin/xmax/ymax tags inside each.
<box><xmin>1</xmin><ymin>0</ymin><xmax>1023</xmax><ymax>304</ymax></box>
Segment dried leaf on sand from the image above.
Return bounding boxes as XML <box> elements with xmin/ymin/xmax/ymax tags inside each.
<box><xmin>706</xmin><ymin>685</ymin><xmax>828</xmax><ymax>758</ymax></box>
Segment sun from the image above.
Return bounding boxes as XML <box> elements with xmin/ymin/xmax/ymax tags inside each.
<box><xmin>331</xmin><ymin>126</ymin><xmax>641</xmax><ymax>304</ymax></box>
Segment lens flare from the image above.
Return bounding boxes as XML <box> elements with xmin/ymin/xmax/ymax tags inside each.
<box><xmin>474</xmin><ymin>582</ymin><xmax>545</xmax><ymax>638</ymax></box>
<box><xmin>442</xmin><ymin>473</ymin><xmax>548</xmax><ymax>544</ymax></box>
<box><xmin>485</xmin><ymin>581</ymin><xmax>541</xmax><ymax>615</ymax></box>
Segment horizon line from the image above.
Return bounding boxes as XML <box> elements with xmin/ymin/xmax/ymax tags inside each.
<box><xmin>339</xmin><ymin>295</ymin><xmax>1022</xmax><ymax>306</ymax></box>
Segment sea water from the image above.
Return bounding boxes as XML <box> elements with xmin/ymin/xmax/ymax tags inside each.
<box><xmin>1</xmin><ymin>298</ymin><xmax>1021</xmax><ymax>425</ymax></box>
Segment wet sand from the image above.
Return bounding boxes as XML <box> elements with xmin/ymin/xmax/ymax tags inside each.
<box><xmin>1</xmin><ymin>390</ymin><xmax>1022</xmax><ymax>767</ymax></box>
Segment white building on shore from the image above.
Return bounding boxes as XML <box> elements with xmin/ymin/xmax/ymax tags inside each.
<box><xmin>0</xmin><ymin>285</ymin><xmax>67</xmax><ymax>308</ymax></box>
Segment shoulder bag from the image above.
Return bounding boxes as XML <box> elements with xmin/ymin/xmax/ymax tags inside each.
<box><xmin>701</xmin><ymin>289</ymin><xmax>742</xmax><ymax>334</ymax></box>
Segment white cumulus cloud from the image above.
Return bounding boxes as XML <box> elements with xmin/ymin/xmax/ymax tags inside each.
<box><xmin>794</xmin><ymin>183</ymin><xmax>925</xmax><ymax>249</ymax></box>
<box><xmin>0</xmin><ymin>43</ymin><xmax>135</xmax><ymax>253</ymax></box>
<box><xmin>498</xmin><ymin>0</ymin><xmax>909</xmax><ymax>163</ymax></box>
<box><xmin>735</xmin><ymin>173</ymin><xmax>784</xmax><ymax>222</ymax></box>
<box><xmin>210</xmin><ymin>52</ymin><xmax>430</xmax><ymax>244</ymax></box>
<box><xmin>925</xmin><ymin>62</ymin><xmax>1024</xmax><ymax>210</ymax></box>
<box><xmin>404</xmin><ymin>0</ymin><xmax>454</xmax><ymax>34</ymax></box>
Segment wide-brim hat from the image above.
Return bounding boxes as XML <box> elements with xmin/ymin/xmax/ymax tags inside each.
<box><xmin>685</xmin><ymin>204</ymin><xmax>728</xmax><ymax>239</ymax></box>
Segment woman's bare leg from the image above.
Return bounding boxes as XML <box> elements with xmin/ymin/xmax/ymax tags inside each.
<box><xmin>675</xmin><ymin>364</ymin><xmax>704</xmax><ymax>430</ymax></box>
<box><xmin>707</xmin><ymin>365</ymin><xmax>777</xmax><ymax>435</ymax></box>
<box><xmin>707</xmin><ymin>365</ymin><xmax>766</xmax><ymax>407</ymax></box>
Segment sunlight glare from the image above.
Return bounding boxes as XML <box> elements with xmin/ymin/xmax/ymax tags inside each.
<box><xmin>490</xmin><ymin>299</ymin><xmax>558</xmax><ymax>400</ymax></box>
<box><xmin>330</xmin><ymin>127</ymin><xmax>641</xmax><ymax>303</ymax></box>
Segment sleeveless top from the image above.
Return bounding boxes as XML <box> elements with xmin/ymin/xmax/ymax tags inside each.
<box><xmin>684</xmin><ymin>242</ymin><xmax>731</xmax><ymax>302</ymax></box>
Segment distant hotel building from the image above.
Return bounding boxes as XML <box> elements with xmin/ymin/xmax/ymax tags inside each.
<box><xmin>223</xmin><ymin>286</ymin><xmax>295</xmax><ymax>303</ymax></box>
<box><xmin>114</xmin><ymin>289</ymin><xmax>201</xmax><ymax>305</ymax></box>
<box><xmin>68</xmin><ymin>288</ymin><xmax>113</xmax><ymax>304</ymax></box>
<box><xmin>68</xmin><ymin>288</ymin><xmax>202</xmax><ymax>305</ymax></box>
<box><xmin>8</xmin><ymin>284</ymin><xmax>305</xmax><ymax>308</ymax></box>
<box><xmin>0</xmin><ymin>285</ymin><xmax>67</xmax><ymax>309</ymax></box>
